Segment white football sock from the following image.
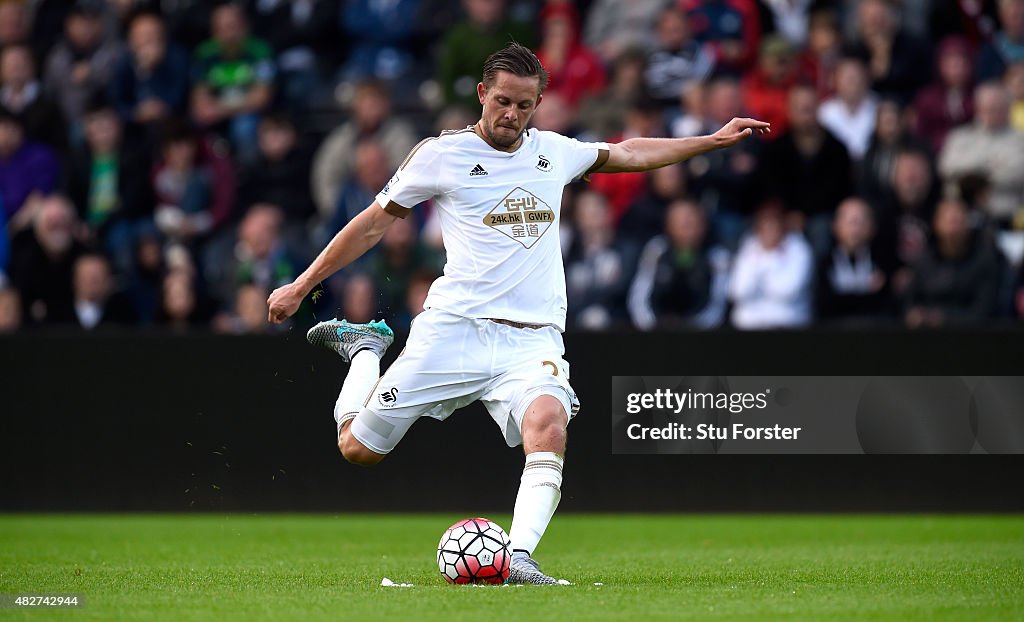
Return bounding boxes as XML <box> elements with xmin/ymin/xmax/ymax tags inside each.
<box><xmin>509</xmin><ymin>451</ymin><xmax>564</xmax><ymax>556</ymax></box>
<box><xmin>334</xmin><ymin>350</ymin><xmax>381</xmax><ymax>433</ymax></box>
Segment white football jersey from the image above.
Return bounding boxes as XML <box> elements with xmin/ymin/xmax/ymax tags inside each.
<box><xmin>376</xmin><ymin>127</ymin><xmax>607</xmax><ymax>332</ymax></box>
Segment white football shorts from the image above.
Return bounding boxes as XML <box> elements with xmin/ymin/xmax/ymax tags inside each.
<box><xmin>349</xmin><ymin>308</ymin><xmax>580</xmax><ymax>454</ymax></box>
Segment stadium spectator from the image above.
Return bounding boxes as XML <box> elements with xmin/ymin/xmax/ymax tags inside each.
<box><xmin>7</xmin><ymin>194</ymin><xmax>83</xmax><ymax>325</ymax></box>
<box><xmin>928</xmin><ymin>0</ymin><xmax>999</xmax><ymax>46</ymax></box>
<box><xmin>535</xmin><ymin>3</ymin><xmax>605</xmax><ymax>110</ymax></box>
<box><xmin>0</xmin><ymin>286</ymin><xmax>20</xmax><ymax>332</ymax></box>
<box><xmin>338</xmin><ymin>271</ymin><xmax>378</xmax><ymax>324</ymax></box>
<box><xmin>339</xmin><ymin>0</ymin><xmax>421</xmax><ymax>84</ymax></box>
<box><xmin>742</xmin><ymin>35</ymin><xmax>802</xmax><ymax>137</ymax></box>
<box><xmin>629</xmin><ymin>198</ymin><xmax>728</xmax><ymax>330</ymax></box>
<box><xmin>62</xmin><ymin>99</ymin><xmax>153</xmax><ymax>275</ymax></box>
<box><xmin>126</xmin><ymin>232</ymin><xmax>164</xmax><ymax>324</ymax></box>
<box><xmin>589</xmin><ymin>98</ymin><xmax>664</xmax><ymax>222</ymax></box>
<box><xmin>0</xmin><ymin>1</ymin><xmax>29</xmax><ymax>50</ymax></box>
<box><xmin>619</xmin><ymin>163</ymin><xmax>688</xmax><ymax>245</ymax></box>
<box><xmin>687</xmin><ymin>76</ymin><xmax>761</xmax><ymax>249</ymax></box>
<box><xmin>247</xmin><ymin>0</ymin><xmax>337</xmax><ymax>110</ymax></box>
<box><xmin>671</xmin><ymin>80</ymin><xmax>707</xmax><ymax>138</ymax></box>
<box><xmin>576</xmin><ymin>47</ymin><xmax>647</xmax><ymax>140</ymax></box>
<box><xmin>364</xmin><ymin>212</ymin><xmax>443</xmax><ymax>323</ymax></box>
<box><xmin>685</xmin><ymin>0</ymin><xmax>760</xmax><ymax>74</ymax></box>
<box><xmin>904</xmin><ymin>198</ymin><xmax>1001</xmax><ymax>327</ymax></box>
<box><xmin>912</xmin><ymin>37</ymin><xmax>976</xmax><ymax>154</ymax></box>
<box><xmin>109</xmin><ymin>12</ymin><xmax>189</xmax><ymax>136</ymax></box>
<box><xmin>563</xmin><ymin>191</ymin><xmax>635</xmax><ymax>330</ymax></box>
<box><xmin>938</xmin><ymin>82</ymin><xmax>1024</xmax><ymax>228</ymax></box>
<box><xmin>438</xmin><ymin>0</ymin><xmax>534</xmax><ymax>109</ymax></box>
<box><xmin>801</xmin><ymin>8</ymin><xmax>843</xmax><ymax>98</ymax></box>
<box><xmin>875</xmin><ymin>148</ymin><xmax>938</xmax><ymax>284</ymax></box>
<box><xmin>728</xmin><ymin>201</ymin><xmax>814</xmax><ymax>329</ymax></box>
<box><xmin>643</xmin><ymin>6</ymin><xmax>714</xmax><ymax>107</ymax></box>
<box><xmin>190</xmin><ymin>3</ymin><xmax>275</xmax><ymax>163</ymax></box>
<box><xmin>311</xmin><ymin>78</ymin><xmax>416</xmax><ymax>217</ymax></box>
<box><xmin>758</xmin><ymin>84</ymin><xmax>852</xmax><ymax>255</ymax></box>
<box><xmin>435</xmin><ymin>104</ymin><xmax>477</xmax><ymax>133</ymax></box>
<box><xmin>30</xmin><ymin>0</ymin><xmax>92</xmax><ymax>64</ymax></box>
<box><xmin>213</xmin><ymin>283</ymin><xmax>271</xmax><ymax>334</ymax></box>
<box><xmin>582</xmin><ymin>0</ymin><xmax>664</xmax><ymax>62</ymax></box>
<box><xmin>42</xmin><ymin>4</ymin><xmax>121</xmax><ymax>133</ymax></box>
<box><xmin>204</xmin><ymin>204</ymin><xmax>298</xmax><ymax>310</ymax></box>
<box><xmin>237</xmin><ymin>112</ymin><xmax>315</xmax><ymax>240</ymax></box>
<box><xmin>1007</xmin><ymin>60</ymin><xmax>1024</xmax><ymax>130</ymax></box>
<box><xmin>68</xmin><ymin>252</ymin><xmax>137</xmax><ymax>329</ymax></box>
<box><xmin>156</xmin><ymin>267</ymin><xmax>211</xmax><ymax>331</ymax></box>
<box><xmin>0</xmin><ymin>109</ymin><xmax>59</xmax><ymax>225</ymax></box>
<box><xmin>859</xmin><ymin>99</ymin><xmax>929</xmax><ymax>204</ymax></box>
<box><xmin>157</xmin><ymin>1</ymin><xmax>215</xmax><ymax>53</ymax></box>
<box><xmin>529</xmin><ymin>90</ymin><xmax>579</xmax><ymax>135</ymax></box>
<box><xmin>845</xmin><ymin>0</ymin><xmax>931</xmax><ymax>103</ymax></box>
<box><xmin>324</xmin><ymin>138</ymin><xmax>393</xmax><ymax>244</ymax></box>
<box><xmin>816</xmin><ymin>196</ymin><xmax>895</xmax><ymax>325</ymax></box>
<box><xmin>152</xmin><ymin>122</ymin><xmax>234</xmax><ymax>246</ymax></box>
<box><xmin>758</xmin><ymin>0</ymin><xmax>815</xmax><ymax>47</ymax></box>
<box><xmin>817</xmin><ymin>56</ymin><xmax>878</xmax><ymax>160</ymax></box>
<box><xmin>976</xmin><ymin>0</ymin><xmax>1024</xmax><ymax>81</ymax></box>
<box><xmin>396</xmin><ymin>269</ymin><xmax>437</xmax><ymax>329</ymax></box>
<box><xmin>1</xmin><ymin>44</ymin><xmax>66</xmax><ymax>150</ymax></box>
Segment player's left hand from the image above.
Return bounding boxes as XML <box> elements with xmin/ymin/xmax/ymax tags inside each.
<box><xmin>267</xmin><ymin>282</ymin><xmax>305</xmax><ymax>324</ymax></box>
<box><xmin>712</xmin><ymin>117</ymin><xmax>771</xmax><ymax>148</ymax></box>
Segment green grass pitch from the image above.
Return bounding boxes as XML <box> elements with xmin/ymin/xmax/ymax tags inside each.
<box><xmin>1</xmin><ymin>514</ymin><xmax>1022</xmax><ymax>621</ymax></box>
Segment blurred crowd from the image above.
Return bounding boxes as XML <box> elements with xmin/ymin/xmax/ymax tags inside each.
<box><xmin>1</xmin><ymin>0</ymin><xmax>1024</xmax><ymax>334</ymax></box>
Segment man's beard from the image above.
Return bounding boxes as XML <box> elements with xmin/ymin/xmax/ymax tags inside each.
<box><xmin>484</xmin><ymin>122</ymin><xmax>523</xmax><ymax>148</ymax></box>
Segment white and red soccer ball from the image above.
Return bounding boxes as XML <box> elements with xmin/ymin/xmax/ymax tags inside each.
<box><xmin>436</xmin><ymin>517</ymin><xmax>512</xmax><ymax>584</ymax></box>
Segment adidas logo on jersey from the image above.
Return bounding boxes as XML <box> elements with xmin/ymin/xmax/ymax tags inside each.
<box><xmin>469</xmin><ymin>164</ymin><xmax>488</xmax><ymax>176</ymax></box>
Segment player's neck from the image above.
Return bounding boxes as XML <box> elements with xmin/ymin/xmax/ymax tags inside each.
<box><xmin>473</xmin><ymin>121</ymin><xmax>523</xmax><ymax>153</ymax></box>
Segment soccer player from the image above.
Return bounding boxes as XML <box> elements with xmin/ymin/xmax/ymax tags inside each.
<box><xmin>267</xmin><ymin>43</ymin><xmax>768</xmax><ymax>584</ymax></box>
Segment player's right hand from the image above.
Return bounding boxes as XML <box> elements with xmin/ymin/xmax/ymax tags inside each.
<box><xmin>267</xmin><ymin>282</ymin><xmax>305</xmax><ymax>324</ymax></box>
<box><xmin>712</xmin><ymin>117</ymin><xmax>771</xmax><ymax>148</ymax></box>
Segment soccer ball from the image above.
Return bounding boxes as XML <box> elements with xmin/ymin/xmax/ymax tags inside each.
<box><xmin>436</xmin><ymin>517</ymin><xmax>512</xmax><ymax>584</ymax></box>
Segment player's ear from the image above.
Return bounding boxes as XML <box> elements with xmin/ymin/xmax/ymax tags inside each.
<box><xmin>535</xmin><ymin>92</ymin><xmax>543</xmax><ymax>108</ymax></box>
<box><xmin>477</xmin><ymin>82</ymin><xmax>487</xmax><ymax>105</ymax></box>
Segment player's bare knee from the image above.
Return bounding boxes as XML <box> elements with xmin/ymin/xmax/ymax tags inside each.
<box><xmin>523</xmin><ymin>396</ymin><xmax>568</xmax><ymax>453</ymax></box>
<box><xmin>338</xmin><ymin>430</ymin><xmax>385</xmax><ymax>466</ymax></box>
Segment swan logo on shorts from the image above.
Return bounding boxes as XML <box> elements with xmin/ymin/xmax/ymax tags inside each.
<box><xmin>482</xmin><ymin>187</ymin><xmax>555</xmax><ymax>249</ymax></box>
<box><xmin>378</xmin><ymin>387</ymin><xmax>399</xmax><ymax>407</ymax></box>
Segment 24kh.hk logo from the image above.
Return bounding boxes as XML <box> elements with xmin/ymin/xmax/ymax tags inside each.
<box><xmin>482</xmin><ymin>187</ymin><xmax>555</xmax><ymax>249</ymax></box>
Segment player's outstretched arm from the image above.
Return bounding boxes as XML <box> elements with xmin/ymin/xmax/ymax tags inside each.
<box><xmin>596</xmin><ymin>117</ymin><xmax>770</xmax><ymax>174</ymax></box>
<box><xmin>267</xmin><ymin>202</ymin><xmax>397</xmax><ymax>324</ymax></box>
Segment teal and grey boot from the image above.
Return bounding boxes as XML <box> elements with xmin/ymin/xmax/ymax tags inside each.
<box><xmin>306</xmin><ymin>319</ymin><xmax>394</xmax><ymax>362</ymax></box>
<box><xmin>507</xmin><ymin>551</ymin><xmax>565</xmax><ymax>585</ymax></box>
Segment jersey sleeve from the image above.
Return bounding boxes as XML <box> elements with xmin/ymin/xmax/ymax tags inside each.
<box><xmin>375</xmin><ymin>138</ymin><xmax>442</xmax><ymax>217</ymax></box>
<box><xmin>556</xmin><ymin>134</ymin><xmax>609</xmax><ymax>184</ymax></box>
